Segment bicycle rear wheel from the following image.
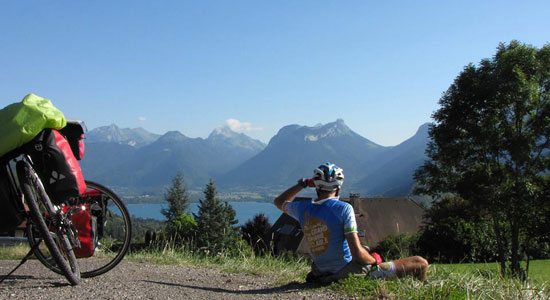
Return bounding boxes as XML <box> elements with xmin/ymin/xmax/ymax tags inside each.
<box><xmin>18</xmin><ymin>160</ymin><xmax>80</xmax><ymax>285</ymax></box>
<box><xmin>29</xmin><ymin>180</ymin><xmax>132</xmax><ymax>278</ymax></box>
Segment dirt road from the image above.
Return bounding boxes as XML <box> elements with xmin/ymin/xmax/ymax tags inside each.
<box><xmin>0</xmin><ymin>260</ymin><xmax>348</xmax><ymax>300</ymax></box>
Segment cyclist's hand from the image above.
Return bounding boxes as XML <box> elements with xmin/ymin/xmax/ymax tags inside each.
<box><xmin>297</xmin><ymin>178</ymin><xmax>315</xmax><ymax>188</ymax></box>
<box><xmin>371</xmin><ymin>252</ymin><xmax>383</xmax><ymax>265</ymax></box>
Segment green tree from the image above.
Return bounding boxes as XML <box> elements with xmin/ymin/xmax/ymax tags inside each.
<box><xmin>161</xmin><ymin>172</ymin><xmax>190</xmax><ymax>223</ymax></box>
<box><xmin>414</xmin><ymin>41</ymin><xmax>550</xmax><ymax>277</ymax></box>
<box><xmin>194</xmin><ymin>179</ymin><xmax>239</xmax><ymax>255</ymax></box>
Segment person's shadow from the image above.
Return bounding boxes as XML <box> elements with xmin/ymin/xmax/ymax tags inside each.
<box><xmin>142</xmin><ymin>279</ymin><xmax>325</xmax><ymax>296</ymax></box>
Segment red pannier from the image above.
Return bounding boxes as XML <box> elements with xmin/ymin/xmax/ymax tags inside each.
<box><xmin>59</xmin><ymin>120</ymin><xmax>87</xmax><ymax>161</ymax></box>
<box><xmin>63</xmin><ymin>203</ymin><xmax>98</xmax><ymax>258</ymax></box>
<box><xmin>26</xmin><ymin>129</ymin><xmax>86</xmax><ymax>204</ymax></box>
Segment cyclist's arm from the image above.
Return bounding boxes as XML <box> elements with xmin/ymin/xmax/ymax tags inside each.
<box><xmin>274</xmin><ymin>184</ymin><xmax>303</xmax><ymax>211</ymax></box>
<box><xmin>345</xmin><ymin>232</ymin><xmax>377</xmax><ymax>265</ymax></box>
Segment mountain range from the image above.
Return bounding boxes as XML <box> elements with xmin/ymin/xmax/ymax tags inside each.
<box><xmin>79</xmin><ymin>120</ymin><xmax>431</xmax><ymax>200</ymax></box>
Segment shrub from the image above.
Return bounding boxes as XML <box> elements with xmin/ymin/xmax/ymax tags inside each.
<box><xmin>163</xmin><ymin>214</ymin><xmax>197</xmax><ymax>247</ymax></box>
<box><xmin>415</xmin><ymin>196</ymin><xmax>501</xmax><ymax>263</ymax></box>
<box><xmin>241</xmin><ymin>213</ymin><xmax>272</xmax><ymax>256</ymax></box>
<box><xmin>416</xmin><ymin>216</ymin><xmax>501</xmax><ymax>263</ymax></box>
<box><xmin>373</xmin><ymin>233</ymin><xmax>419</xmax><ymax>261</ymax></box>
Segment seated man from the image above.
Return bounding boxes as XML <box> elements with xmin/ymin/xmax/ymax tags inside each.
<box><xmin>274</xmin><ymin>162</ymin><xmax>429</xmax><ymax>284</ymax></box>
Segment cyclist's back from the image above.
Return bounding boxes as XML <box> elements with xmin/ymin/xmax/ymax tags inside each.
<box><xmin>285</xmin><ymin>196</ymin><xmax>356</xmax><ymax>274</ymax></box>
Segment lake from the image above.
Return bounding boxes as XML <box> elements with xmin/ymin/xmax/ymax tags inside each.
<box><xmin>126</xmin><ymin>202</ymin><xmax>283</xmax><ymax>225</ymax></box>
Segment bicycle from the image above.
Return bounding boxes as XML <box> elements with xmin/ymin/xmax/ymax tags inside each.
<box><xmin>29</xmin><ymin>120</ymin><xmax>132</xmax><ymax>278</ymax></box>
<box><xmin>1</xmin><ymin>120</ymin><xmax>132</xmax><ymax>283</ymax></box>
<box><xmin>0</xmin><ymin>145</ymin><xmax>81</xmax><ymax>285</ymax></box>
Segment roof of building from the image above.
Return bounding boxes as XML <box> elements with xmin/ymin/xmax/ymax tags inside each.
<box><xmin>267</xmin><ymin>197</ymin><xmax>310</xmax><ymax>255</ymax></box>
<box><xmin>344</xmin><ymin>196</ymin><xmax>424</xmax><ymax>247</ymax></box>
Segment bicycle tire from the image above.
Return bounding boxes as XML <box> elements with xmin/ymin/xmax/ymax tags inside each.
<box><xmin>18</xmin><ymin>160</ymin><xmax>81</xmax><ymax>285</ymax></box>
<box><xmin>29</xmin><ymin>180</ymin><xmax>132</xmax><ymax>278</ymax></box>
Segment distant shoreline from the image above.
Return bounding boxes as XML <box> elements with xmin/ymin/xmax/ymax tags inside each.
<box><xmin>125</xmin><ymin>202</ymin><xmax>282</xmax><ymax>224</ymax></box>
<box><xmin>122</xmin><ymin>198</ymin><xmax>274</xmax><ymax>204</ymax></box>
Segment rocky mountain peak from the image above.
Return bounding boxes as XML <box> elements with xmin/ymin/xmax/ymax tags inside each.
<box><xmin>207</xmin><ymin>126</ymin><xmax>266</xmax><ymax>152</ymax></box>
<box><xmin>304</xmin><ymin>119</ymin><xmax>352</xmax><ymax>142</ymax></box>
<box><xmin>86</xmin><ymin>124</ymin><xmax>160</xmax><ymax>147</ymax></box>
<box><xmin>208</xmin><ymin>126</ymin><xmax>237</xmax><ymax>139</ymax></box>
<box><xmin>157</xmin><ymin>130</ymin><xmax>188</xmax><ymax>142</ymax></box>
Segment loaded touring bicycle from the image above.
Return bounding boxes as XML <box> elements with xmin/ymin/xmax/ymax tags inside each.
<box><xmin>0</xmin><ymin>95</ymin><xmax>131</xmax><ymax>285</ymax></box>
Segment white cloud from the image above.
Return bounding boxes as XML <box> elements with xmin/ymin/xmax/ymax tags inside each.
<box><xmin>225</xmin><ymin>119</ymin><xmax>263</xmax><ymax>132</ymax></box>
<box><xmin>138</xmin><ymin>116</ymin><xmax>147</xmax><ymax>122</ymax></box>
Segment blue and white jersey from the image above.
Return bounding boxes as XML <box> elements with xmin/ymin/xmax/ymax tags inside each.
<box><xmin>284</xmin><ymin>197</ymin><xmax>358</xmax><ymax>274</ymax></box>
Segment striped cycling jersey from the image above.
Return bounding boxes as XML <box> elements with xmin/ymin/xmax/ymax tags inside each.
<box><xmin>284</xmin><ymin>197</ymin><xmax>358</xmax><ymax>274</ymax></box>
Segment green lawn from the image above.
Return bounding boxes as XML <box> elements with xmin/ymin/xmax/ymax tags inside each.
<box><xmin>330</xmin><ymin>260</ymin><xmax>549</xmax><ymax>300</ymax></box>
<box><xmin>436</xmin><ymin>260</ymin><xmax>550</xmax><ymax>285</ymax></box>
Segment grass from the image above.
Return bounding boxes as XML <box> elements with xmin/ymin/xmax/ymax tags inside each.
<box><xmin>527</xmin><ymin>260</ymin><xmax>550</xmax><ymax>285</ymax></box>
<box><xmin>127</xmin><ymin>246</ymin><xmax>311</xmax><ymax>284</ymax></box>
<box><xmin>1</xmin><ymin>244</ymin><xmax>548</xmax><ymax>299</ymax></box>
<box><xmin>128</xmin><ymin>251</ymin><xmax>550</xmax><ymax>299</ymax></box>
<box><xmin>0</xmin><ymin>245</ymin><xmax>32</xmax><ymax>259</ymax></box>
<box><xmin>437</xmin><ymin>260</ymin><xmax>550</xmax><ymax>286</ymax></box>
<box><xmin>127</xmin><ymin>248</ymin><xmax>550</xmax><ymax>299</ymax></box>
<box><xmin>331</xmin><ymin>263</ymin><xmax>549</xmax><ymax>300</ymax></box>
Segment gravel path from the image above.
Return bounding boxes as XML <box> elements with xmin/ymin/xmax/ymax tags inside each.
<box><xmin>0</xmin><ymin>260</ymin><xmax>349</xmax><ymax>300</ymax></box>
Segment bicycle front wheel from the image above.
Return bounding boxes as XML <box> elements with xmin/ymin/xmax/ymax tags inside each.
<box><xmin>29</xmin><ymin>180</ymin><xmax>132</xmax><ymax>278</ymax></box>
<box><xmin>18</xmin><ymin>160</ymin><xmax>80</xmax><ymax>285</ymax></box>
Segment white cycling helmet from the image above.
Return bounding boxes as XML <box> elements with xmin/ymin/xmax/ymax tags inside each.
<box><xmin>313</xmin><ymin>162</ymin><xmax>344</xmax><ymax>191</ymax></box>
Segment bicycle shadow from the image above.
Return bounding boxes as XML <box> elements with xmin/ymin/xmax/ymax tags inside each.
<box><xmin>0</xmin><ymin>275</ymin><xmax>68</xmax><ymax>288</ymax></box>
<box><xmin>1</xmin><ymin>275</ymin><xmax>35</xmax><ymax>280</ymax></box>
<box><xmin>143</xmin><ymin>279</ymin><xmax>324</xmax><ymax>295</ymax></box>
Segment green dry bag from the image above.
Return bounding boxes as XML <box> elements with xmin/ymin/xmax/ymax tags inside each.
<box><xmin>0</xmin><ymin>94</ymin><xmax>66</xmax><ymax>157</ymax></box>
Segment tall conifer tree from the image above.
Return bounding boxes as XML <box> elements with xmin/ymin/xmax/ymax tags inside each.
<box><xmin>194</xmin><ymin>179</ymin><xmax>238</xmax><ymax>254</ymax></box>
<box><xmin>161</xmin><ymin>172</ymin><xmax>190</xmax><ymax>222</ymax></box>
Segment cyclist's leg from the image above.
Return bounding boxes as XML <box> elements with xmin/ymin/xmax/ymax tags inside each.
<box><xmin>377</xmin><ymin>256</ymin><xmax>428</xmax><ymax>281</ymax></box>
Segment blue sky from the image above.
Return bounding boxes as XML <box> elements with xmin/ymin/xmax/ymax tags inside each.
<box><xmin>1</xmin><ymin>1</ymin><xmax>549</xmax><ymax>146</ymax></box>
